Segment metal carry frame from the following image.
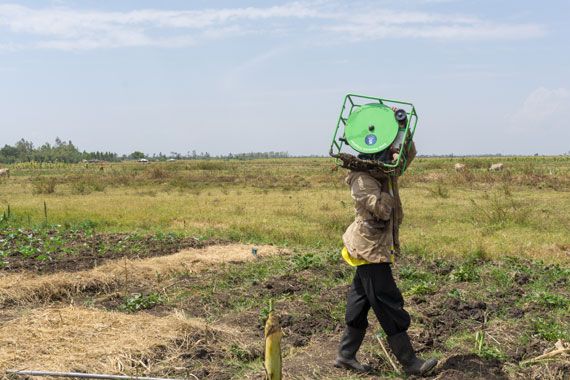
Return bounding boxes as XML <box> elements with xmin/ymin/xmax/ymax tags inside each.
<box><xmin>329</xmin><ymin>93</ymin><xmax>418</xmax><ymax>175</ymax></box>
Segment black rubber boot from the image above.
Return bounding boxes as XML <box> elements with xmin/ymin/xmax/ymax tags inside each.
<box><xmin>387</xmin><ymin>332</ymin><xmax>437</xmax><ymax>376</ymax></box>
<box><xmin>334</xmin><ymin>326</ymin><xmax>373</xmax><ymax>373</ymax></box>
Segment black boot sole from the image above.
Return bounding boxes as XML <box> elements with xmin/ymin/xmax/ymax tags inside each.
<box><xmin>405</xmin><ymin>359</ymin><xmax>438</xmax><ymax>376</ymax></box>
<box><xmin>334</xmin><ymin>360</ymin><xmax>373</xmax><ymax>373</ymax></box>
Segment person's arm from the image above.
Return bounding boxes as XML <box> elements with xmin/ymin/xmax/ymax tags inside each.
<box><xmin>350</xmin><ymin>173</ymin><xmax>393</xmax><ymax>221</ymax></box>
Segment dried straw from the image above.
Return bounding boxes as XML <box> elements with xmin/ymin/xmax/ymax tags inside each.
<box><xmin>0</xmin><ymin>244</ymin><xmax>286</xmax><ymax>307</ymax></box>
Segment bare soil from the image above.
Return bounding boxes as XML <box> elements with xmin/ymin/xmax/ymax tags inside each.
<box><xmin>1</xmin><ymin>235</ymin><xmax>568</xmax><ymax>379</ymax></box>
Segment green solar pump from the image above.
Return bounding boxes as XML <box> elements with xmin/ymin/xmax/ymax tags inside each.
<box><xmin>329</xmin><ymin>94</ymin><xmax>418</xmax><ymax>175</ymax></box>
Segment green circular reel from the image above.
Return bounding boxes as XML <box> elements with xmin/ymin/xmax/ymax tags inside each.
<box><xmin>344</xmin><ymin>103</ymin><xmax>399</xmax><ymax>154</ymax></box>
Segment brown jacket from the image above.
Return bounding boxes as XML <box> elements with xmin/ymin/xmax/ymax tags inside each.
<box><xmin>342</xmin><ymin>143</ymin><xmax>416</xmax><ymax>263</ymax></box>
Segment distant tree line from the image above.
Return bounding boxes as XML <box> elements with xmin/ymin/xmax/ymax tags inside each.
<box><xmin>0</xmin><ymin>138</ymin><xmax>119</xmax><ymax>164</ymax></box>
<box><xmin>0</xmin><ymin>138</ymin><xmax>292</xmax><ymax>163</ymax></box>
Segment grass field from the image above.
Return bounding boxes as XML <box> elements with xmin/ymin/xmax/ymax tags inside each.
<box><xmin>0</xmin><ymin>157</ymin><xmax>569</xmax><ymax>379</ymax></box>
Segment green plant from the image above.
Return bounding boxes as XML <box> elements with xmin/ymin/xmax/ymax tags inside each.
<box><xmin>406</xmin><ymin>281</ymin><xmax>437</xmax><ymax>296</ymax></box>
<box><xmin>399</xmin><ymin>266</ymin><xmax>433</xmax><ymax>282</ymax></box>
<box><xmin>120</xmin><ymin>293</ymin><xmax>163</xmax><ymax>313</ymax></box>
<box><xmin>470</xmin><ymin>192</ymin><xmax>530</xmax><ymax>228</ymax></box>
<box><xmin>447</xmin><ymin>288</ymin><xmax>462</xmax><ymax>299</ymax></box>
<box><xmin>229</xmin><ymin>343</ymin><xmax>254</xmax><ymax>362</ymax></box>
<box><xmin>532</xmin><ymin>317</ymin><xmax>569</xmax><ymax>341</ymax></box>
<box><xmin>258</xmin><ymin>300</ymin><xmax>273</xmax><ymax>326</ymax></box>
<box><xmin>474</xmin><ymin>331</ymin><xmax>505</xmax><ymax>360</ymax></box>
<box><xmin>0</xmin><ymin>205</ymin><xmax>11</xmax><ymax>225</ymax></box>
<box><xmin>69</xmin><ymin>176</ymin><xmax>108</xmax><ymax>195</ymax></box>
<box><xmin>527</xmin><ymin>292</ymin><xmax>569</xmax><ymax>310</ymax></box>
<box><xmin>291</xmin><ymin>252</ymin><xmax>323</xmax><ymax>270</ymax></box>
<box><xmin>428</xmin><ymin>183</ymin><xmax>450</xmax><ymax>199</ymax></box>
<box><xmin>0</xmin><ymin>250</ymin><xmax>7</xmax><ymax>268</ymax></box>
<box><xmin>449</xmin><ymin>263</ymin><xmax>480</xmax><ymax>282</ymax></box>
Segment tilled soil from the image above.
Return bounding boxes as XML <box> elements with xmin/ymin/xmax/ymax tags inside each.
<box><xmin>415</xmin><ymin>297</ymin><xmax>489</xmax><ymax>350</ymax></box>
<box><xmin>0</xmin><ymin>228</ymin><xmax>216</xmax><ymax>273</ymax></box>
<box><xmin>1</xmin><ymin>235</ymin><xmax>568</xmax><ymax>379</ymax></box>
<box><xmin>432</xmin><ymin>354</ymin><xmax>507</xmax><ymax>380</ymax></box>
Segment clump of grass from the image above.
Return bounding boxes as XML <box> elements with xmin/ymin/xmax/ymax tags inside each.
<box><xmin>470</xmin><ymin>191</ymin><xmax>530</xmax><ymax>228</ymax></box>
<box><xmin>449</xmin><ymin>262</ymin><xmax>480</xmax><ymax>282</ymax></box>
<box><xmin>322</xmin><ymin>215</ymin><xmax>351</xmax><ymax>234</ymax></box>
<box><xmin>428</xmin><ymin>183</ymin><xmax>450</xmax><ymax>198</ymax></box>
<box><xmin>258</xmin><ymin>302</ymin><xmax>272</xmax><ymax>326</ymax></box>
<box><xmin>229</xmin><ymin>343</ymin><xmax>257</xmax><ymax>362</ymax></box>
<box><xmin>527</xmin><ymin>292</ymin><xmax>569</xmax><ymax>310</ymax></box>
<box><xmin>532</xmin><ymin>317</ymin><xmax>569</xmax><ymax>341</ymax></box>
<box><xmin>399</xmin><ymin>266</ymin><xmax>434</xmax><ymax>282</ymax></box>
<box><xmin>406</xmin><ymin>281</ymin><xmax>437</xmax><ymax>296</ymax></box>
<box><xmin>71</xmin><ymin>178</ymin><xmax>107</xmax><ymax>194</ymax></box>
<box><xmin>291</xmin><ymin>252</ymin><xmax>323</xmax><ymax>270</ymax></box>
<box><xmin>474</xmin><ymin>331</ymin><xmax>506</xmax><ymax>360</ymax></box>
<box><xmin>148</xmin><ymin>167</ymin><xmax>168</xmax><ymax>180</ymax></box>
<box><xmin>32</xmin><ymin>177</ymin><xmax>57</xmax><ymax>194</ymax></box>
<box><xmin>448</xmin><ymin>288</ymin><xmax>463</xmax><ymax>299</ymax></box>
<box><xmin>193</xmin><ymin>161</ymin><xmax>229</xmax><ymax>171</ymax></box>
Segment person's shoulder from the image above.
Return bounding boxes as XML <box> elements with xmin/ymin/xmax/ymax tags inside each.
<box><xmin>347</xmin><ymin>170</ymin><xmax>381</xmax><ymax>190</ymax></box>
<box><xmin>346</xmin><ymin>170</ymin><xmax>371</xmax><ymax>182</ymax></box>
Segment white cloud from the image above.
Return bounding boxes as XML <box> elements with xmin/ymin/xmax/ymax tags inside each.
<box><xmin>0</xmin><ymin>2</ymin><xmax>546</xmax><ymax>50</ymax></box>
<box><xmin>509</xmin><ymin>87</ymin><xmax>570</xmax><ymax>132</ymax></box>
<box><xmin>327</xmin><ymin>22</ymin><xmax>544</xmax><ymax>41</ymax></box>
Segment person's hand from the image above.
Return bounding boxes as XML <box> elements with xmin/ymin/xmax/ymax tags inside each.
<box><xmin>392</xmin><ymin>152</ymin><xmax>399</xmax><ymax>161</ymax></box>
<box><xmin>391</xmin><ymin>106</ymin><xmax>398</xmax><ymax>112</ymax></box>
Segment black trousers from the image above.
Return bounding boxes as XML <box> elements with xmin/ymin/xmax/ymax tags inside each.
<box><xmin>345</xmin><ymin>263</ymin><xmax>410</xmax><ymax>336</ymax></box>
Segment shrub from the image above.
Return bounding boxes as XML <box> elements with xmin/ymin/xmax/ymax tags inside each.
<box><xmin>32</xmin><ymin>177</ymin><xmax>57</xmax><ymax>194</ymax></box>
<box><xmin>148</xmin><ymin>167</ymin><xmax>168</xmax><ymax>180</ymax></box>
<box><xmin>70</xmin><ymin>177</ymin><xmax>107</xmax><ymax>194</ymax></box>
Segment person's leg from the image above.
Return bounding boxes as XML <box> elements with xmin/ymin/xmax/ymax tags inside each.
<box><xmin>356</xmin><ymin>263</ymin><xmax>410</xmax><ymax>335</ymax></box>
<box><xmin>357</xmin><ymin>263</ymin><xmax>437</xmax><ymax>376</ymax></box>
<box><xmin>344</xmin><ymin>269</ymin><xmax>371</xmax><ymax>331</ymax></box>
<box><xmin>335</xmin><ymin>270</ymin><xmax>372</xmax><ymax>373</ymax></box>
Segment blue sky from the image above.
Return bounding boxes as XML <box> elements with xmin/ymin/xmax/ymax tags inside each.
<box><xmin>0</xmin><ymin>0</ymin><xmax>568</xmax><ymax>156</ymax></box>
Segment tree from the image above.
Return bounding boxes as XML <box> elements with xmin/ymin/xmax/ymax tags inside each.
<box><xmin>129</xmin><ymin>151</ymin><xmax>145</xmax><ymax>160</ymax></box>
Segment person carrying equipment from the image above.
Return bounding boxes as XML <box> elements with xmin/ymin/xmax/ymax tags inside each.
<box><xmin>331</xmin><ymin>99</ymin><xmax>437</xmax><ymax>376</ymax></box>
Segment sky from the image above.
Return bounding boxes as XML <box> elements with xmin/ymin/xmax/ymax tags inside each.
<box><xmin>0</xmin><ymin>0</ymin><xmax>569</xmax><ymax>156</ymax></box>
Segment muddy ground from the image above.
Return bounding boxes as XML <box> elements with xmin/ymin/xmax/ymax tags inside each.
<box><xmin>1</xmin><ymin>230</ymin><xmax>569</xmax><ymax>379</ymax></box>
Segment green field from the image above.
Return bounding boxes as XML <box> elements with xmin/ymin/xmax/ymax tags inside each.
<box><xmin>2</xmin><ymin>156</ymin><xmax>569</xmax><ymax>261</ymax></box>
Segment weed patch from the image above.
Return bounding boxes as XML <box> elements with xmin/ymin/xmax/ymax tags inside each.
<box><xmin>120</xmin><ymin>292</ymin><xmax>164</xmax><ymax>313</ymax></box>
<box><xmin>470</xmin><ymin>191</ymin><xmax>532</xmax><ymax>229</ymax></box>
<box><xmin>532</xmin><ymin>317</ymin><xmax>569</xmax><ymax>341</ymax></box>
<box><xmin>31</xmin><ymin>176</ymin><xmax>57</xmax><ymax>194</ymax></box>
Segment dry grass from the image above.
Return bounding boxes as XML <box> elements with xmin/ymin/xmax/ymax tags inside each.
<box><xmin>0</xmin><ymin>244</ymin><xmax>287</xmax><ymax>307</ymax></box>
<box><xmin>0</xmin><ymin>307</ymin><xmax>216</xmax><ymax>377</ymax></box>
<box><xmin>0</xmin><ymin>243</ymin><xmax>284</xmax><ymax>379</ymax></box>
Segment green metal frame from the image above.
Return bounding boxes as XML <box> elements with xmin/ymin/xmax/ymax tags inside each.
<box><xmin>329</xmin><ymin>93</ymin><xmax>418</xmax><ymax>175</ymax></box>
